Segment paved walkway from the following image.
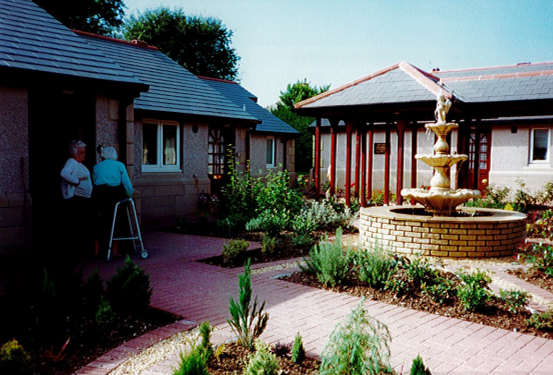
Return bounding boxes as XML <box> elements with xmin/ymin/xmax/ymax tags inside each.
<box><xmin>75</xmin><ymin>232</ymin><xmax>553</xmax><ymax>374</ymax></box>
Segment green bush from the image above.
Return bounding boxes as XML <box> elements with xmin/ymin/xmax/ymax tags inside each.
<box><xmin>95</xmin><ymin>296</ymin><xmax>116</xmax><ymax>326</ymax></box>
<box><xmin>199</xmin><ymin>321</ymin><xmax>213</xmax><ymax>360</ymax></box>
<box><xmin>83</xmin><ymin>267</ymin><xmax>104</xmax><ymax>309</ymax></box>
<box><xmin>421</xmin><ymin>277</ymin><xmax>455</xmax><ymax>305</ymax></box>
<box><xmin>0</xmin><ymin>339</ymin><xmax>32</xmax><ymax>375</ymax></box>
<box><xmin>294</xmin><ymin>198</ymin><xmax>358</xmax><ymax>233</ymax></box>
<box><xmin>222</xmin><ymin>239</ymin><xmax>250</xmax><ymax>262</ymax></box>
<box><xmin>228</xmin><ymin>259</ymin><xmax>269</xmax><ymax>349</ymax></box>
<box><xmin>355</xmin><ymin>244</ymin><xmax>397</xmax><ymax>289</ymax></box>
<box><xmin>499</xmin><ymin>290</ymin><xmax>530</xmax><ymax>314</ymax></box>
<box><xmin>261</xmin><ymin>235</ymin><xmax>277</xmax><ymax>256</ymax></box>
<box><xmin>172</xmin><ymin>342</ymin><xmax>210</xmax><ymax>375</ymax></box>
<box><xmin>220</xmin><ymin>157</ymin><xmax>257</xmax><ymax>231</ymax></box>
<box><xmin>526</xmin><ymin>310</ymin><xmax>553</xmax><ymax>330</ymax></box>
<box><xmin>320</xmin><ymin>299</ymin><xmax>392</xmax><ymax>375</ymax></box>
<box><xmin>410</xmin><ymin>354</ymin><xmax>432</xmax><ymax>375</ymax></box>
<box><xmin>291</xmin><ymin>332</ymin><xmax>306</xmax><ymax>364</ymax></box>
<box><xmin>456</xmin><ymin>269</ymin><xmax>492</xmax><ymax>312</ymax></box>
<box><xmin>106</xmin><ymin>255</ymin><xmax>153</xmax><ymax>314</ymax></box>
<box><xmin>299</xmin><ymin>228</ymin><xmax>353</xmax><ymax>287</ymax></box>
<box><xmin>403</xmin><ymin>257</ymin><xmax>438</xmax><ymax>286</ymax></box>
<box><xmin>246</xmin><ymin>208</ymin><xmax>291</xmax><ymax>237</ymax></box>
<box><xmin>243</xmin><ymin>340</ymin><xmax>280</xmax><ymax>375</ymax></box>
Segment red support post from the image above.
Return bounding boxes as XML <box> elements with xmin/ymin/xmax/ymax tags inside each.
<box><xmin>360</xmin><ymin>123</ymin><xmax>367</xmax><ymax>207</ymax></box>
<box><xmin>355</xmin><ymin>123</ymin><xmax>360</xmax><ymax>199</ymax></box>
<box><xmin>384</xmin><ymin>125</ymin><xmax>391</xmax><ymax>205</ymax></box>
<box><xmin>411</xmin><ymin>122</ymin><xmax>418</xmax><ymax>189</ymax></box>
<box><xmin>367</xmin><ymin>123</ymin><xmax>374</xmax><ymax>203</ymax></box>
<box><xmin>396</xmin><ymin>120</ymin><xmax>406</xmax><ymax>205</ymax></box>
<box><xmin>314</xmin><ymin>117</ymin><xmax>321</xmax><ymax>198</ymax></box>
<box><xmin>345</xmin><ymin>120</ymin><xmax>353</xmax><ymax>206</ymax></box>
<box><xmin>330</xmin><ymin>119</ymin><xmax>338</xmax><ymax>196</ymax></box>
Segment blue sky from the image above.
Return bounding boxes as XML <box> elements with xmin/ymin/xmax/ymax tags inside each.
<box><xmin>124</xmin><ymin>0</ymin><xmax>553</xmax><ymax>107</ymax></box>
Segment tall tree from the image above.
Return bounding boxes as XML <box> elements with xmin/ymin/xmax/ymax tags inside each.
<box><xmin>123</xmin><ymin>7</ymin><xmax>240</xmax><ymax>80</ymax></box>
<box><xmin>271</xmin><ymin>80</ymin><xmax>329</xmax><ymax>172</ymax></box>
<box><xmin>35</xmin><ymin>0</ymin><xmax>125</xmax><ymax>36</ymax></box>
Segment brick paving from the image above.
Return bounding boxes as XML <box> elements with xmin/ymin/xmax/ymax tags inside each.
<box><xmin>75</xmin><ymin>232</ymin><xmax>553</xmax><ymax>375</ymax></box>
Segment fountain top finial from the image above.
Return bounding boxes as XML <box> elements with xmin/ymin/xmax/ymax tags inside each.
<box><xmin>434</xmin><ymin>90</ymin><xmax>452</xmax><ymax>124</ymax></box>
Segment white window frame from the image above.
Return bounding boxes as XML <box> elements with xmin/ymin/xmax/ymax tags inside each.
<box><xmin>142</xmin><ymin>120</ymin><xmax>181</xmax><ymax>172</ymax></box>
<box><xmin>266</xmin><ymin>136</ymin><xmax>276</xmax><ymax>168</ymax></box>
<box><xmin>530</xmin><ymin>128</ymin><xmax>550</xmax><ymax>164</ymax></box>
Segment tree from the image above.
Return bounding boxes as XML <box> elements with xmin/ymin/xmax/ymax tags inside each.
<box><xmin>271</xmin><ymin>80</ymin><xmax>329</xmax><ymax>172</ymax></box>
<box><xmin>123</xmin><ymin>7</ymin><xmax>240</xmax><ymax>80</ymax></box>
<box><xmin>35</xmin><ymin>0</ymin><xmax>125</xmax><ymax>36</ymax></box>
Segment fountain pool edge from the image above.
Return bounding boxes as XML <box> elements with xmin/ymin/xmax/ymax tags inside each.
<box><xmin>359</xmin><ymin>206</ymin><xmax>528</xmax><ymax>258</ymax></box>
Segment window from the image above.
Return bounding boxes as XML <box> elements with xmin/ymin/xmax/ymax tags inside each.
<box><xmin>531</xmin><ymin>128</ymin><xmax>550</xmax><ymax>163</ymax></box>
<box><xmin>266</xmin><ymin>136</ymin><xmax>275</xmax><ymax>168</ymax></box>
<box><xmin>142</xmin><ymin>121</ymin><xmax>180</xmax><ymax>172</ymax></box>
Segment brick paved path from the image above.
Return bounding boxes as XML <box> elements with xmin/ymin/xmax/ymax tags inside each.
<box><xmin>76</xmin><ymin>232</ymin><xmax>553</xmax><ymax>374</ymax></box>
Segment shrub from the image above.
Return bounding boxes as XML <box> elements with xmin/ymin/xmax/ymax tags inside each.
<box><xmin>521</xmin><ymin>243</ymin><xmax>553</xmax><ymax>276</ymax></box>
<box><xmin>320</xmin><ymin>299</ymin><xmax>392</xmax><ymax>375</ymax></box>
<box><xmin>222</xmin><ymin>239</ymin><xmax>250</xmax><ymax>262</ymax></box>
<box><xmin>410</xmin><ymin>354</ymin><xmax>432</xmax><ymax>375</ymax></box>
<box><xmin>271</xmin><ymin>341</ymin><xmax>292</xmax><ymax>357</ymax></box>
<box><xmin>220</xmin><ymin>156</ymin><xmax>257</xmax><ymax>231</ymax></box>
<box><xmin>172</xmin><ymin>342</ymin><xmax>210</xmax><ymax>375</ymax></box>
<box><xmin>95</xmin><ymin>296</ymin><xmax>116</xmax><ymax>326</ymax></box>
<box><xmin>527</xmin><ymin>210</ymin><xmax>553</xmax><ymax>239</ymax></box>
<box><xmin>499</xmin><ymin>290</ymin><xmax>530</xmax><ymax>314</ymax></box>
<box><xmin>245</xmin><ymin>208</ymin><xmax>291</xmax><ymax>237</ymax></box>
<box><xmin>199</xmin><ymin>321</ymin><xmax>213</xmax><ymax>359</ymax></box>
<box><xmin>367</xmin><ymin>190</ymin><xmax>396</xmax><ymax>206</ymax></box>
<box><xmin>261</xmin><ymin>235</ymin><xmax>277</xmax><ymax>256</ymax></box>
<box><xmin>243</xmin><ymin>340</ymin><xmax>280</xmax><ymax>375</ymax></box>
<box><xmin>355</xmin><ymin>243</ymin><xmax>397</xmax><ymax>289</ymax></box>
<box><xmin>295</xmin><ymin>198</ymin><xmax>358</xmax><ymax>232</ymax></box>
<box><xmin>512</xmin><ymin>179</ymin><xmax>534</xmax><ymax>213</ymax></box>
<box><xmin>0</xmin><ymin>339</ymin><xmax>32</xmax><ymax>375</ymax></box>
<box><xmin>299</xmin><ymin>228</ymin><xmax>353</xmax><ymax>287</ymax></box>
<box><xmin>291</xmin><ymin>332</ymin><xmax>306</xmax><ymax>364</ymax></box>
<box><xmin>536</xmin><ymin>181</ymin><xmax>553</xmax><ymax>205</ymax></box>
<box><xmin>456</xmin><ymin>269</ymin><xmax>492</xmax><ymax>312</ymax></box>
<box><xmin>106</xmin><ymin>255</ymin><xmax>153</xmax><ymax>314</ymax></box>
<box><xmin>228</xmin><ymin>259</ymin><xmax>269</xmax><ymax>349</ymax></box>
<box><xmin>83</xmin><ymin>267</ymin><xmax>104</xmax><ymax>309</ymax></box>
<box><xmin>403</xmin><ymin>257</ymin><xmax>438</xmax><ymax>286</ymax></box>
<box><xmin>526</xmin><ymin>310</ymin><xmax>553</xmax><ymax>330</ymax></box>
<box><xmin>421</xmin><ymin>277</ymin><xmax>455</xmax><ymax>305</ymax></box>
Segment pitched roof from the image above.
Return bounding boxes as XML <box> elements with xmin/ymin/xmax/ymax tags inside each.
<box><xmin>77</xmin><ymin>32</ymin><xmax>259</xmax><ymax>123</ymax></box>
<box><xmin>296</xmin><ymin>62</ymin><xmax>452</xmax><ymax>109</ymax></box>
<box><xmin>199</xmin><ymin>76</ymin><xmax>299</xmax><ymax>135</ymax></box>
<box><xmin>0</xmin><ymin>0</ymin><xmax>146</xmax><ymax>90</ymax></box>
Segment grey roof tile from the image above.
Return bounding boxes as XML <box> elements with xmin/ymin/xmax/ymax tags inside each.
<box><xmin>200</xmin><ymin>77</ymin><xmax>298</xmax><ymax>135</ymax></box>
<box><xmin>0</xmin><ymin>0</ymin><xmax>145</xmax><ymax>87</ymax></box>
<box><xmin>80</xmin><ymin>34</ymin><xmax>258</xmax><ymax>122</ymax></box>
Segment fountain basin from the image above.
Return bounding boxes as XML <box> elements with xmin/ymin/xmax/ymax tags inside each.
<box><xmin>359</xmin><ymin>206</ymin><xmax>527</xmax><ymax>258</ymax></box>
<box><xmin>401</xmin><ymin>188</ymin><xmax>481</xmax><ymax>216</ymax></box>
<box><xmin>415</xmin><ymin>154</ymin><xmax>467</xmax><ymax>168</ymax></box>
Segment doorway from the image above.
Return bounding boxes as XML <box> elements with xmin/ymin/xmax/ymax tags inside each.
<box><xmin>28</xmin><ymin>88</ymin><xmax>96</xmax><ymax>247</ymax></box>
<box><xmin>467</xmin><ymin>129</ymin><xmax>491</xmax><ymax>193</ymax></box>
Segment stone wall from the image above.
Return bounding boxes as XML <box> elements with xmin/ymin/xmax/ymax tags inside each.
<box><xmin>360</xmin><ymin>206</ymin><xmax>527</xmax><ymax>258</ymax></box>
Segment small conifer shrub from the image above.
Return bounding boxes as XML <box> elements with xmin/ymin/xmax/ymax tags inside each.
<box><xmin>199</xmin><ymin>321</ymin><xmax>213</xmax><ymax>359</ymax></box>
<box><xmin>410</xmin><ymin>354</ymin><xmax>432</xmax><ymax>375</ymax></box>
<box><xmin>291</xmin><ymin>332</ymin><xmax>306</xmax><ymax>364</ymax></box>
<box><xmin>107</xmin><ymin>255</ymin><xmax>153</xmax><ymax>314</ymax></box>
<box><xmin>95</xmin><ymin>296</ymin><xmax>116</xmax><ymax>326</ymax></box>
<box><xmin>228</xmin><ymin>258</ymin><xmax>269</xmax><ymax>349</ymax></box>
<box><xmin>172</xmin><ymin>342</ymin><xmax>210</xmax><ymax>375</ymax></box>
<box><xmin>320</xmin><ymin>299</ymin><xmax>392</xmax><ymax>375</ymax></box>
<box><xmin>222</xmin><ymin>239</ymin><xmax>250</xmax><ymax>262</ymax></box>
<box><xmin>243</xmin><ymin>340</ymin><xmax>280</xmax><ymax>375</ymax></box>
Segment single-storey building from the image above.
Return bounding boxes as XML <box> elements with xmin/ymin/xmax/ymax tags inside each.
<box><xmin>295</xmin><ymin>61</ymin><xmax>553</xmax><ymax>206</ymax></box>
<box><xmin>0</xmin><ymin>0</ymin><xmax>297</xmax><ymax>254</ymax></box>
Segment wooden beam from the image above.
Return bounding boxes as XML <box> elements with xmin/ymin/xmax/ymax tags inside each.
<box><xmin>367</xmin><ymin>123</ymin><xmax>374</xmax><ymax>203</ymax></box>
<box><xmin>411</xmin><ymin>121</ymin><xmax>418</xmax><ymax>189</ymax></box>
<box><xmin>384</xmin><ymin>124</ymin><xmax>391</xmax><ymax>205</ymax></box>
<box><xmin>360</xmin><ymin>123</ymin><xmax>367</xmax><ymax>207</ymax></box>
<box><xmin>345</xmin><ymin>120</ymin><xmax>353</xmax><ymax>206</ymax></box>
<box><xmin>396</xmin><ymin>120</ymin><xmax>406</xmax><ymax>205</ymax></box>
<box><xmin>329</xmin><ymin>118</ymin><xmax>339</xmax><ymax>196</ymax></box>
<box><xmin>314</xmin><ymin>117</ymin><xmax>321</xmax><ymax>198</ymax></box>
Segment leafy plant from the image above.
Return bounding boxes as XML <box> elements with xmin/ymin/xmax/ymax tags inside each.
<box><xmin>291</xmin><ymin>332</ymin><xmax>306</xmax><ymax>364</ymax></box>
<box><xmin>0</xmin><ymin>339</ymin><xmax>32</xmax><ymax>375</ymax></box>
<box><xmin>526</xmin><ymin>310</ymin><xmax>553</xmax><ymax>330</ymax></box>
<box><xmin>172</xmin><ymin>342</ymin><xmax>210</xmax><ymax>375</ymax></box>
<box><xmin>499</xmin><ymin>290</ymin><xmax>530</xmax><ymax>314</ymax></box>
<box><xmin>106</xmin><ymin>255</ymin><xmax>153</xmax><ymax>314</ymax></box>
<box><xmin>403</xmin><ymin>256</ymin><xmax>438</xmax><ymax>286</ymax></box>
<box><xmin>512</xmin><ymin>179</ymin><xmax>534</xmax><ymax>213</ymax></box>
<box><xmin>421</xmin><ymin>277</ymin><xmax>455</xmax><ymax>305</ymax></box>
<box><xmin>271</xmin><ymin>341</ymin><xmax>292</xmax><ymax>357</ymax></box>
<box><xmin>246</xmin><ymin>208</ymin><xmax>291</xmax><ymax>237</ymax></box>
<box><xmin>227</xmin><ymin>259</ymin><xmax>269</xmax><ymax>349</ymax></box>
<box><xmin>299</xmin><ymin>228</ymin><xmax>353</xmax><ymax>287</ymax></box>
<box><xmin>293</xmin><ymin>197</ymin><xmax>359</xmax><ymax>233</ymax></box>
<box><xmin>410</xmin><ymin>354</ymin><xmax>432</xmax><ymax>375</ymax></box>
<box><xmin>385</xmin><ymin>277</ymin><xmax>409</xmax><ymax>297</ymax></box>
<box><xmin>456</xmin><ymin>269</ymin><xmax>492</xmax><ymax>312</ymax></box>
<box><xmin>319</xmin><ymin>299</ymin><xmax>392</xmax><ymax>375</ymax></box>
<box><xmin>222</xmin><ymin>239</ymin><xmax>250</xmax><ymax>262</ymax></box>
<box><xmin>261</xmin><ymin>235</ymin><xmax>277</xmax><ymax>256</ymax></box>
<box><xmin>243</xmin><ymin>340</ymin><xmax>280</xmax><ymax>375</ymax></box>
<box><xmin>355</xmin><ymin>243</ymin><xmax>397</xmax><ymax>289</ymax></box>
<box><xmin>95</xmin><ymin>296</ymin><xmax>116</xmax><ymax>326</ymax></box>
<box><xmin>367</xmin><ymin>190</ymin><xmax>396</xmax><ymax>206</ymax></box>
<box><xmin>521</xmin><ymin>243</ymin><xmax>553</xmax><ymax>276</ymax></box>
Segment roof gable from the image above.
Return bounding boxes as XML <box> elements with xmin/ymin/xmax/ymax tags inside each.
<box><xmin>0</xmin><ymin>0</ymin><xmax>145</xmax><ymax>88</ymax></box>
<box><xmin>200</xmin><ymin>77</ymin><xmax>299</xmax><ymax>135</ymax></box>
<box><xmin>78</xmin><ymin>32</ymin><xmax>258</xmax><ymax>122</ymax></box>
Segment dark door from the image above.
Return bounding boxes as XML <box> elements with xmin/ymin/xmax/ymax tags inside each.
<box><xmin>208</xmin><ymin>125</ymin><xmax>235</xmax><ymax>196</ymax></box>
<box><xmin>468</xmin><ymin>129</ymin><xmax>491</xmax><ymax>193</ymax></box>
<box><xmin>28</xmin><ymin>88</ymin><xmax>96</xmax><ymax>248</ymax></box>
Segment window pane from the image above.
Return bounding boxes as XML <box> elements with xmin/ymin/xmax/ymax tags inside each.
<box><xmin>143</xmin><ymin>123</ymin><xmax>158</xmax><ymax>165</ymax></box>
<box><xmin>163</xmin><ymin>126</ymin><xmax>177</xmax><ymax>165</ymax></box>
<box><xmin>267</xmin><ymin>139</ymin><xmax>274</xmax><ymax>165</ymax></box>
<box><xmin>533</xmin><ymin>129</ymin><xmax>549</xmax><ymax>161</ymax></box>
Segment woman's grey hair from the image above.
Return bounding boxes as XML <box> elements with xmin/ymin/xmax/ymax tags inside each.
<box><xmin>101</xmin><ymin>146</ymin><xmax>118</xmax><ymax>161</ymax></box>
<box><xmin>69</xmin><ymin>140</ymin><xmax>86</xmax><ymax>157</ymax></box>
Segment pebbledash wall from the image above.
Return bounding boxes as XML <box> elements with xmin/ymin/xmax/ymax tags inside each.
<box><xmin>359</xmin><ymin>207</ymin><xmax>527</xmax><ymax>258</ymax></box>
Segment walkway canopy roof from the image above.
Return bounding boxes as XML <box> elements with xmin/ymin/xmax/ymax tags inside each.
<box><xmin>294</xmin><ymin>61</ymin><xmax>553</xmax><ymax>122</ymax></box>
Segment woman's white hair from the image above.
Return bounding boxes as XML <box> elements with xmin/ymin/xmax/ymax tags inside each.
<box><xmin>69</xmin><ymin>140</ymin><xmax>86</xmax><ymax>157</ymax></box>
<box><xmin>101</xmin><ymin>146</ymin><xmax>118</xmax><ymax>160</ymax></box>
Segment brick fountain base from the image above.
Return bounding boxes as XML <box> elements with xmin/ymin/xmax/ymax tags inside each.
<box><xmin>359</xmin><ymin>206</ymin><xmax>527</xmax><ymax>258</ymax></box>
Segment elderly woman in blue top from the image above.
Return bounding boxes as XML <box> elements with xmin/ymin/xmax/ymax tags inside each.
<box><xmin>92</xmin><ymin>147</ymin><xmax>134</xmax><ymax>257</ymax></box>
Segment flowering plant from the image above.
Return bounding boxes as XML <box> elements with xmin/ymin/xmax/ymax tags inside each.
<box><xmin>420</xmin><ymin>185</ymin><xmax>431</xmax><ymax>190</ymax></box>
<box><xmin>199</xmin><ymin>192</ymin><xmax>219</xmax><ymax>203</ymax></box>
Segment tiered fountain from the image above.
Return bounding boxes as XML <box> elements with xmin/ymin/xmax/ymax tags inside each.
<box><xmin>359</xmin><ymin>93</ymin><xmax>527</xmax><ymax>258</ymax></box>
